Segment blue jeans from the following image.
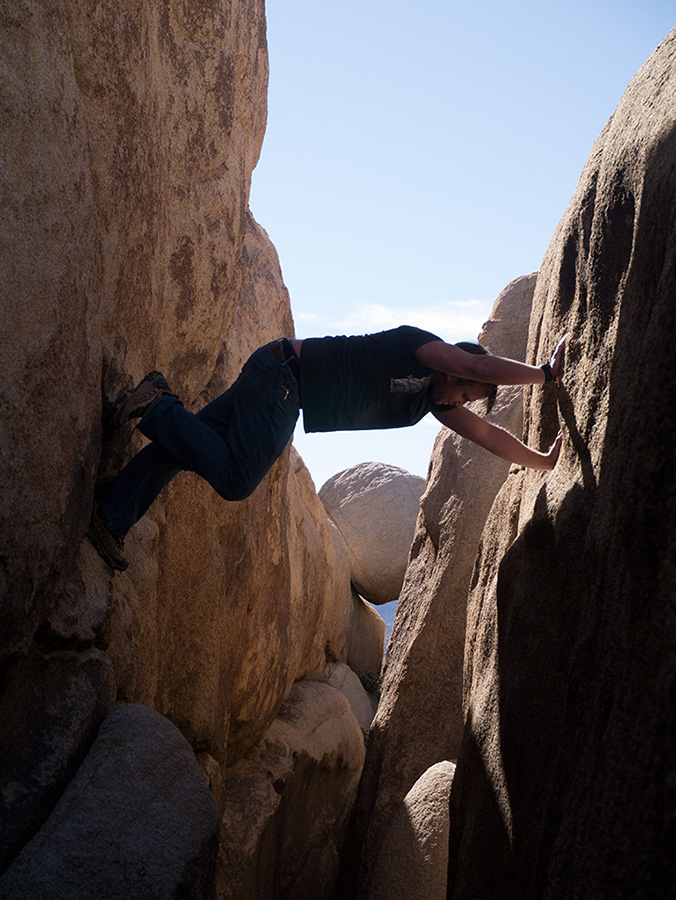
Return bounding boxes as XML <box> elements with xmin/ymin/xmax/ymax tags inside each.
<box><xmin>97</xmin><ymin>340</ymin><xmax>301</xmax><ymax>539</ymax></box>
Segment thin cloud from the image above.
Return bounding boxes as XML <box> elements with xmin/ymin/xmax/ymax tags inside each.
<box><xmin>336</xmin><ymin>299</ymin><xmax>491</xmax><ymax>342</ymax></box>
<box><xmin>292</xmin><ymin>298</ymin><xmax>493</xmax><ymax>342</ymax></box>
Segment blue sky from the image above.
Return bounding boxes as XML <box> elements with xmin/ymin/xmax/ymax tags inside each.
<box><xmin>250</xmin><ymin>2</ymin><xmax>674</xmax><ymax>490</ymax></box>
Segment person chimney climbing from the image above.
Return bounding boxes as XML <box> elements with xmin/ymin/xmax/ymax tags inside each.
<box><xmin>87</xmin><ymin>327</ymin><xmax>566</xmax><ymax>571</ymax></box>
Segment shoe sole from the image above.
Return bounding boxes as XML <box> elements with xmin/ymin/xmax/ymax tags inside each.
<box><xmin>112</xmin><ymin>372</ymin><xmax>172</xmax><ymax>427</ymax></box>
<box><xmin>86</xmin><ymin>527</ymin><xmax>129</xmax><ymax>572</ymax></box>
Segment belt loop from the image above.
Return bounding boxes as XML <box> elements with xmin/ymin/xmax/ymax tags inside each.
<box><xmin>280</xmin><ymin>338</ymin><xmax>301</xmax><ymax>382</ymax></box>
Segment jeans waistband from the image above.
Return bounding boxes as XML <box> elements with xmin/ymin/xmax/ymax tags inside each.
<box><xmin>272</xmin><ymin>338</ymin><xmax>301</xmax><ymax>383</ymax></box>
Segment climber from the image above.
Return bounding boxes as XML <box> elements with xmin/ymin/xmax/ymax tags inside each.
<box><xmin>87</xmin><ymin>327</ymin><xmax>566</xmax><ymax>571</ymax></box>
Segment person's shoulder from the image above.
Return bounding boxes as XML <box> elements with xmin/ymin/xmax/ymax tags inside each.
<box><xmin>395</xmin><ymin>325</ymin><xmax>443</xmax><ymax>346</ymax></box>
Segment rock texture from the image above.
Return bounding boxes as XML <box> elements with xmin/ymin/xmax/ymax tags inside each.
<box><xmin>446</xmin><ymin>29</ymin><xmax>676</xmax><ymax>900</ymax></box>
<box><xmin>0</xmin><ymin>1</ymin><xmax>378</xmax><ymax>893</ymax></box>
<box><xmin>318</xmin><ymin>662</ymin><xmax>378</xmax><ymax>732</ymax></box>
<box><xmin>342</xmin><ymin>275</ymin><xmax>535</xmax><ymax>898</ymax></box>
<box><xmin>0</xmin><ymin>704</ymin><xmax>220</xmax><ymax>900</ymax></box>
<box><xmin>319</xmin><ymin>463</ymin><xmax>426</xmax><ymax>605</ymax></box>
<box><xmin>218</xmin><ymin>681</ymin><xmax>365</xmax><ymax>900</ymax></box>
<box><xmin>0</xmin><ymin>650</ymin><xmax>116</xmax><ymax>870</ymax></box>
<box><xmin>0</xmin><ymin>0</ymin><xmax>270</xmax><ymax>663</ymax></box>
<box><xmin>345</xmin><ymin>587</ymin><xmax>387</xmax><ymax>678</ymax></box>
<box><xmin>367</xmin><ymin>761</ymin><xmax>456</xmax><ymax>900</ymax></box>
<box><xmin>327</xmin><ymin>518</ymin><xmax>387</xmax><ymax>678</ymax></box>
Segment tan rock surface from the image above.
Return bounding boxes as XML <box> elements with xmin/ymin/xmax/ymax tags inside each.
<box><xmin>367</xmin><ymin>761</ymin><xmax>456</xmax><ymax>900</ymax></box>
<box><xmin>329</xmin><ymin>521</ymin><xmax>387</xmax><ymax>678</ymax></box>
<box><xmin>1</xmin><ymin>0</ymin><xmax>271</xmax><ymax>661</ymax></box>
<box><xmin>318</xmin><ymin>662</ymin><xmax>378</xmax><ymax>732</ymax></box>
<box><xmin>98</xmin><ymin>217</ymin><xmax>347</xmax><ymax>768</ymax></box>
<box><xmin>1</xmin><ymin>0</ymin><xmax>364</xmax><ymax>885</ymax></box>
<box><xmin>346</xmin><ymin>588</ymin><xmax>387</xmax><ymax>678</ymax></box>
<box><xmin>319</xmin><ymin>463</ymin><xmax>426</xmax><ymax>605</ymax></box>
<box><xmin>343</xmin><ymin>275</ymin><xmax>535</xmax><ymax>898</ymax></box>
<box><xmin>218</xmin><ymin>680</ymin><xmax>366</xmax><ymax>900</ymax></box>
<box><xmin>447</xmin><ymin>28</ymin><xmax>676</xmax><ymax>899</ymax></box>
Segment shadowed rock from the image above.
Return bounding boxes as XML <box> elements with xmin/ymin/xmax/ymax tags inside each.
<box><xmin>448</xmin><ymin>26</ymin><xmax>676</xmax><ymax>900</ymax></box>
<box><xmin>218</xmin><ymin>681</ymin><xmax>365</xmax><ymax>900</ymax></box>
<box><xmin>0</xmin><ymin>704</ymin><xmax>220</xmax><ymax>899</ymax></box>
<box><xmin>367</xmin><ymin>761</ymin><xmax>456</xmax><ymax>900</ymax></box>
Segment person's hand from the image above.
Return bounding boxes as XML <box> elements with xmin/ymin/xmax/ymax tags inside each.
<box><xmin>550</xmin><ymin>335</ymin><xmax>567</xmax><ymax>382</ymax></box>
<box><xmin>543</xmin><ymin>430</ymin><xmax>563</xmax><ymax>470</ymax></box>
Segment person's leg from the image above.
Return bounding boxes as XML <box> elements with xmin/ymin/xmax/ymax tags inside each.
<box><xmin>96</xmin><ymin>441</ymin><xmax>182</xmax><ymax>539</ymax></box>
<box><xmin>190</xmin><ymin>342</ymin><xmax>301</xmax><ymax>499</ymax></box>
<box><xmin>96</xmin><ymin>341</ymin><xmax>300</xmax><ymax>537</ymax></box>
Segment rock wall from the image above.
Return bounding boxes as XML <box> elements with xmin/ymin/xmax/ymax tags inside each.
<box><xmin>341</xmin><ymin>275</ymin><xmax>536</xmax><ymax>898</ymax></box>
<box><xmin>447</xmin><ymin>28</ymin><xmax>676</xmax><ymax>899</ymax></box>
<box><xmin>218</xmin><ymin>681</ymin><xmax>365</xmax><ymax>900</ymax></box>
<box><xmin>1</xmin><ymin>0</ymin><xmax>270</xmax><ymax>661</ymax></box>
<box><xmin>0</xmin><ymin>3</ymin><xmax>383</xmax><ymax>896</ymax></box>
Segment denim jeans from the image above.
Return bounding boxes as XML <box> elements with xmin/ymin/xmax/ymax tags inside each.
<box><xmin>97</xmin><ymin>340</ymin><xmax>301</xmax><ymax>539</ymax></box>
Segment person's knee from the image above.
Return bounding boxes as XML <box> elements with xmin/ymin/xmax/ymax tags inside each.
<box><xmin>210</xmin><ymin>468</ymin><xmax>260</xmax><ymax>503</ymax></box>
<box><xmin>219</xmin><ymin>481</ymin><xmax>256</xmax><ymax>502</ymax></box>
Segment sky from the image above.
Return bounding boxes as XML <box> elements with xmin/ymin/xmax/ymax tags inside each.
<box><xmin>250</xmin><ymin>1</ymin><xmax>674</xmax><ymax>491</ymax></box>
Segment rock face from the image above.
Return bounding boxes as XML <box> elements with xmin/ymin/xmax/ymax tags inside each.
<box><xmin>218</xmin><ymin>681</ymin><xmax>366</xmax><ymax>900</ymax></box>
<box><xmin>0</xmin><ymin>704</ymin><xmax>220</xmax><ymax>900</ymax></box>
<box><xmin>0</xmin><ymin>650</ymin><xmax>116</xmax><ymax>870</ymax></box>
<box><xmin>0</xmin><ymin>0</ymin><xmax>270</xmax><ymax>663</ymax></box>
<box><xmin>318</xmin><ymin>662</ymin><xmax>378</xmax><ymax>732</ymax></box>
<box><xmin>0</xmin><ymin>3</ymin><xmax>381</xmax><ymax>896</ymax></box>
<box><xmin>367</xmin><ymin>761</ymin><xmax>456</xmax><ymax>900</ymax></box>
<box><xmin>446</xmin><ymin>30</ymin><xmax>676</xmax><ymax>899</ymax></box>
<box><xmin>342</xmin><ymin>275</ymin><xmax>535</xmax><ymax>897</ymax></box>
<box><xmin>319</xmin><ymin>463</ymin><xmax>426</xmax><ymax>605</ymax></box>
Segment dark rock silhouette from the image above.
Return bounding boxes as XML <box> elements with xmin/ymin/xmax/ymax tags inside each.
<box><xmin>448</xmin><ymin>27</ymin><xmax>676</xmax><ymax>900</ymax></box>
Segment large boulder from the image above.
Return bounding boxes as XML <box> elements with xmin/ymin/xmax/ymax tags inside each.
<box><xmin>0</xmin><ymin>704</ymin><xmax>220</xmax><ymax>900</ymax></box>
<box><xmin>447</xmin><ymin>28</ymin><xmax>676</xmax><ymax>899</ymax></box>
<box><xmin>318</xmin><ymin>662</ymin><xmax>378</xmax><ymax>732</ymax></box>
<box><xmin>367</xmin><ymin>761</ymin><xmax>456</xmax><ymax>900</ymax></box>
<box><xmin>326</xmin><ymin>519</ymin><xmax>387</xmax><ymax>678</ymax></box>
<box><xmin>96</xmin><ymin>222</ymin><xmax>359</xmax><ymax>770</ymax></box>
<box><xmin>218</xmin><ymin>680</ymin><xmax>365</xmax><ymax>900</ymax></box>
<box><xmin>342</xmin><ymin>274</ymin><xmax>536</xmax><ymax>898</ymax></box>
<box><xmin>0</xmin><ymin>649</ymin><xmax>116</xmax><ymax>871</ymax></box>
<box><xmin>0</xmin><ymin>0</ymin><xmax>269</xmax><ymax>664</ymax></box>
<box><xmin>345</xmin><ymin>588</ymin><xmax>387</xmax><ymax>679</ymax></box>
<box><xmin>319</xmin><ymin>463</ymin><xmax>426</xmax><ymax>605</ymax></box>
<box><xmin>0</xmin><ymin>0</ymin><xmax>368</xmax><ymax>889</ymax></box>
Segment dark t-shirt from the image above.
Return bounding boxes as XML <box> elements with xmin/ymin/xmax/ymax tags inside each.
<box><xmin>299</xmin><ymin>325</ymin><xmax>442</xmax><ymax>433</ymax></box>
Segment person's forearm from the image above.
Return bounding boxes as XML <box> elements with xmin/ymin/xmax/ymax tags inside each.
<box><xmin>435</xmin><ymin>406</ymin><xmax>561</xmax><ymax>470</ymax></box>
<box><xmin>471</xmin><ymin>355</ymin><xmax>546</xmax><ymax>386</ymax></box>
<box><xmin>482</xmin><ymin>423</ymin><xmax>554</xmax><ymax>469</ymax></box>
<box><xmin>474</xmin><ymin>334</ymin><xmax>566</xmax><ymax>385</ymax></box>
<box><xmin>416</xmin><ymin>340</ymin><xmax>550</xmax><ymax>385</ymax></box>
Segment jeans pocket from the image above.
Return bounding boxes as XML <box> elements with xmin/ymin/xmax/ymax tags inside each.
<box><xmin>234</xmin><ymin>346</ymin><xmax>281</xmax><ymax>405</ymax></box>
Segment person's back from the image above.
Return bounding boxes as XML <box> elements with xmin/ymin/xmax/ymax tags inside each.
<box><xmin>298</xmin><ymin>325</ymin><xmax>441</xmax><ymax>432</ymax></box>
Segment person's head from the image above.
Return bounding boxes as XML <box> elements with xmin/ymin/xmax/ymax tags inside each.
<box><xmin>457</xmin><ymin>341</ymin><xmax>498</xmax><ymax>412</ymax></box>
<box><xmin>431</xmin><ymin>341</ymin><xmax>498</xmax><ymax>413</ymax></box>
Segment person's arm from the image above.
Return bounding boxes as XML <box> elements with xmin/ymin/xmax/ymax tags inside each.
<box><xmin>434</xmin><ymin>405</ymin><xmax>563</xmax><ymax>470</ymax></box>
<box><xmin>416</xmin><ymin>335</ymin><xmax>567</xmax><ymax>386</ymax></box>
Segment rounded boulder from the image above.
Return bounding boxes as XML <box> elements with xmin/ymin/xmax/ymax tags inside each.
<box><xmin>319</xmin><ymin>463</ymin><xmax>425</xmax><ymax>605</ymax></box>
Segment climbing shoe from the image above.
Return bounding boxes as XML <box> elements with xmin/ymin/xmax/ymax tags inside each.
<box><xmin>86</xmin><ymin>503</ymin><xmax>129</xmax><ymax>571</ymax></box>
<box><xmin>112</xmin><ymin>371</ymin><xmax>176</xmax><ymax>426</ymax></box>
